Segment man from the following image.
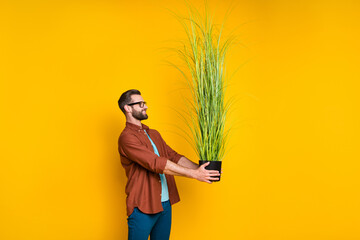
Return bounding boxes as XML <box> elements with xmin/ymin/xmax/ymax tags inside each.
<box><xmin>117</xmin><ymin>89</ymin><xmax>220</xmax><ymax>240</ymax></box>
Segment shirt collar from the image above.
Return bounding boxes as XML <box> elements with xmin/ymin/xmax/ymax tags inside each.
<box><xmin>125</xmin><ymin>121</ymin><xmax>150</xmax><ymax>131</ymax></box>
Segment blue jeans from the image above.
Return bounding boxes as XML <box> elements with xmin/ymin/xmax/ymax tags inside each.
<box><xmin>127</xmin><ymin>200</ymin><xmax>172</xmax><ymax>240</ymax></box>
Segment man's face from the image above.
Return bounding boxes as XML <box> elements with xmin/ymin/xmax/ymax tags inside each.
<box><xmin>128</xmin><ymin>95</ymin><xmax>148</xmax><ymax>120</ymax></box>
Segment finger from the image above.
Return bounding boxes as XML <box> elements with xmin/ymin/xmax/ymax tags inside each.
<box><xmin>208</xmin><ymin>173</ymin><xmax>221</xmax><ymax>176</ymax></box>
<box><xmin>209</xmin><ymin>177</ymin><xmax>219</xmax><ymax>181</ymax></box>
<box><xmin>201</xmin><ymin>162</ymin><xmax>210</xmax><ymax>168</ymax></box>
<box><xmin>207</xmin><ymin>175</ymin><xmax>220</xmax><ymax>180</ymax></box>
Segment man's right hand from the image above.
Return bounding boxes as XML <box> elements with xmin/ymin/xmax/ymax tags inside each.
<box><xmin>163</xmin><ymin>160</ymin><xmax>220</xmax><ymax>183</ymax></box>
<box><xmin>191</xmin><ymin>162</ymin><xmax>220</xmax><ymax>184</ymax></box>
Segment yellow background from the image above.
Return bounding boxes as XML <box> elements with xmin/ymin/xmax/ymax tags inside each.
<box><xmin>1</xmin><ymin>0</ymin><xmax>359</xmax><ymax>239</ymax></box>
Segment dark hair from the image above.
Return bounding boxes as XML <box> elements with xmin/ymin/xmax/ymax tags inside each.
<box><xmin>118</xmin><ymin>89</ymin><xmax>141</xmax><ymax>114</ymax></box>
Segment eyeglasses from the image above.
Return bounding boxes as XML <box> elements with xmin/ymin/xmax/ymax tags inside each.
<box><xmin>127</xmin><ymin>101</ymin><xmax>147</xmax><ymax>108</ymax></box>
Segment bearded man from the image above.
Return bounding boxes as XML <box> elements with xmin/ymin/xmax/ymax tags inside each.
<box><xmin>117</xmin><ymin>89</ymin><xmax>220</xmax><ymax>240</ymax></box>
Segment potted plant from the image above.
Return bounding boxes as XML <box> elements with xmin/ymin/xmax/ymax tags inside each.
<box><xmin>173</xmin><ymin>5</ymin><xmax>234</xmax><ymax>182</ymax></box>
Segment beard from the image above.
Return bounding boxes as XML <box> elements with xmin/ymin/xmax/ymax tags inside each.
<box><xmin>132</xmin><ymin>109</ymin><xmax>148</xmax><ymax>120</ymax></box>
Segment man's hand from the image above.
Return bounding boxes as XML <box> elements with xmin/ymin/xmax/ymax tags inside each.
<box><xmin>191</xmin><ymin>162</ymin><xmax>220</xmax><ymax>184</ymax></box>
<box><xmin>163</xmin><ymin>160</ymin><xmax>220</xmax><ymax>183</ymax></box>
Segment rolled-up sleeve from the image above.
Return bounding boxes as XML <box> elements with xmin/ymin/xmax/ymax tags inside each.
<box><xmin>119</xmin><ymin>134</ymin><xmax>167</xmax><ymax>174</ymax></box>
<box><xmin>164</xmin><ymin>143</ymin><xmax>184</xmax><ymax>164</ymax></box>
<box><xmin>152</xmin><ymin>130</ymin><xmax>184</xmax><ymax>164</ymax></box>
<box><xmin>164</xmin><ymin>141</ymin><xmax>183</xmax><ymax>163</ymax></box>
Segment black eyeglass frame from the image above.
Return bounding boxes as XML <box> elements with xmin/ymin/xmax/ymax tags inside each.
<box><xmin>127</xmin><ymin>101</ymin><xmax>147</xmax><ymax>108</ymax></box>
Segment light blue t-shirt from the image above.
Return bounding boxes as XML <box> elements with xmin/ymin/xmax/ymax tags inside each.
<box><xmin>144</xmin><ymin>129</ymin><xmax>169</xmax><ymax>202</ymax></box>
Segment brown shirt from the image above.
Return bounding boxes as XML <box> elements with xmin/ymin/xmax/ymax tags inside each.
<box><xmin>118</xmin><ymin>122</ymin><xmax>184</xmax><ymax>216</ymax></box>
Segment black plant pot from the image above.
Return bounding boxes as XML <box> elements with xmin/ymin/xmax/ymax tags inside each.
<box><xmin>199</xmin><ymin>160</ymin><xmax>222</xmax><ymax>182</ymax></box>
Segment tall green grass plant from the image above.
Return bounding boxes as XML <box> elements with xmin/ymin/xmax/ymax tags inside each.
<box><xmin>173</xmin><ymin>4</ymin><xmax>233</xmax><ymax>162</ymax></box>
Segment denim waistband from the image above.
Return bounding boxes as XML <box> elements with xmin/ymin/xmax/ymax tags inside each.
<box><xmin>161</xmin><ymin>200</ymin><xmax>170</xmax><ymax>208</ymax></box>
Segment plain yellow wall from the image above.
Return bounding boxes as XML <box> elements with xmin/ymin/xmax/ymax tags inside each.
<box><xmin>1</xmin><ymin>0</ymin><xmax>359</xmax><ymax>239</ymax></box>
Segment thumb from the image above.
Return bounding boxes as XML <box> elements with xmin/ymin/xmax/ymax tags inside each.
<box><xmin>201</xmin><ymin>162</ymin><xmax>210</xmax><ymax>168</ymax></box>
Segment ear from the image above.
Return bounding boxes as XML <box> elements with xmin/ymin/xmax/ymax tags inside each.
<box><xmin>124</xmin><ymin>105</ymin><xmax>131</xmax><ymax>113</ymax></box>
